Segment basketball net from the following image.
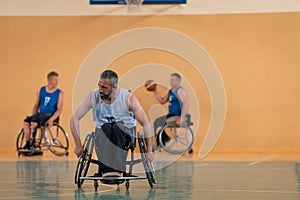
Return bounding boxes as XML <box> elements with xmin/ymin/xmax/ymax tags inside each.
<box><xmin>126</xmin><ymin>0</ymin><xmax>144</xmax><ymax>13</ymax></box>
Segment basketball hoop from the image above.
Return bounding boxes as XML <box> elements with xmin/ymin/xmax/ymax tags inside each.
<box><xmin>126</xmin><ymin>0</ymin><xmax>144</xmax><ymax>13</ymax></box>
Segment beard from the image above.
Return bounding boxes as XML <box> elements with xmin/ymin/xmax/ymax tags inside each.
<box><xmin>100</xmin><ymin>92</ymin><xmax>112</xmax><ymax>100</ymax></box>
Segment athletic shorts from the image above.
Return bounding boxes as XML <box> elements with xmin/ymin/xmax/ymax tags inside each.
<box><xmin>24</xmin><ymin>112</ymin><xmax>55</xmax><ymax>126</ymax></box>
<box><xmin>94</xmin><ymin>122</ymin><xmax>133</xmax><ymax>174</ymax></box>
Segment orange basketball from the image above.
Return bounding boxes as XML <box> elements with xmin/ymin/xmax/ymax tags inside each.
<box><xmin>145</xmin><ymin>80</ymin><xmax>157</xmax><ymax>91</ymax></box>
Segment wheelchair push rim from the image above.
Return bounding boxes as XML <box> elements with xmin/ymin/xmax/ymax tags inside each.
<box><xmin>16</xmin><ymin>128</ymin><xmax>25</xmax><ymax>151</ymax></box>
<box><xmin>74</xmin><ymin>134</ymin><xmax>90</xmax><ymax>184</ymax></box>
<box><xmin>76</xmin><ymin>133</ymin><xmax>94</xmax><ymax>188</ymax></box>
<box><xmin>158</xmin><ymin>124</ymin><xmax>194</xmax><ymax>154</ymax></box>
<box><xmin>138</xmin><ymin>133</ymin><xmax>156</xmax><ymax>188</ymax></box>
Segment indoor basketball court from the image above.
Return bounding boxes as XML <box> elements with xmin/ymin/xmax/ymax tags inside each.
<box><xmin>1</xmin><ymin>0</ymin><xmax>300</xmax><ymax>199</ymax></box>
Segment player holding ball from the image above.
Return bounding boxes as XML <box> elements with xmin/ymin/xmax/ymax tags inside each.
<box><xmin>145</xmin><ymin>73</ymin><xmax>192</xmax><ymax>153</ymax></box>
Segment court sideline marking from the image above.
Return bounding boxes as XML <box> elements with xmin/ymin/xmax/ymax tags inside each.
<box><xmin>195</xmin><ymin>188</ymin><xmax>300</xmax><ymax>194</ymax></box>
<box><xmin>248</xmin><ymin>154</ymin><xmax>276</xmax><ymax>166</ymax></box>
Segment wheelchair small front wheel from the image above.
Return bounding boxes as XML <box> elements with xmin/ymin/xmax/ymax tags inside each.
<box><xmin>159</xmin><ymin>124</ymin><xmax>194</xmax><ymax>154</ymax></box>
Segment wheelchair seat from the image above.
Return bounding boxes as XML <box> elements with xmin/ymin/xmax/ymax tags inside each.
<box><xmin>165</xmin><ymin>114</ymin><xmax>193</xmax><ymax>127</ymax></box>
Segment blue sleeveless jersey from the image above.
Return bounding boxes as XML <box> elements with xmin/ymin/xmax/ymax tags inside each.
<box><xmin>39</xmin><ymin>86</ymin><xmax>61</xmax><ymax>115</ymax></box>
<box><xmin>168</xmin><ymin>87</ymin><xmax>182</xmax><ymax>116</ymax></box>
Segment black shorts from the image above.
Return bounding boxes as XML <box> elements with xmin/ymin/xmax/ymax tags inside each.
<box><xmin>94</xmin><ymin>122</ymin><xmax>133</xmax><ymax>174</ymax></box>
<box><xmin>24</xmin><ymin>112</ymin><xmax>54</xmax><ymax>126</ymax></box>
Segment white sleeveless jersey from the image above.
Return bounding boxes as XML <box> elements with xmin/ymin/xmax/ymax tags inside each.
<box><xmin>91</xmin><ymin>88</ymin><xmax>136</xmax><ymax>129</ymax></box>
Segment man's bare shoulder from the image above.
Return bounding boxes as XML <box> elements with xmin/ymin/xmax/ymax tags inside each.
<box><xmin>36</xmin><ymin>87</ymin><xmax>42</xmax><ymax>95</ymax></box>
<box><xmin>178</xmin><ymin>86</ymin><xmax>187</xmax><ymax>92</ymax></box>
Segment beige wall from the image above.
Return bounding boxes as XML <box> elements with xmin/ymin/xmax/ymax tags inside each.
<box><xmin>1</xmin><ymin>13</ymin><xmax>300</xmax><ymax>154</ymax></box>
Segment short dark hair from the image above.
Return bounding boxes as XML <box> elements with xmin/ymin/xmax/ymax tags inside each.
<box><xmin>47</xmin><ymin>71</ymin><xmax>59</xmax><ymax>79</ymax></box>
<box><xmin>100</xmin><ymin>70</ymin><xmax>118</xmax><ymax>87</ymax></box>
<box><xmin>171</xmin><ymin>72</ymin><xmax>181</xmax><ymax>80</ymax></box>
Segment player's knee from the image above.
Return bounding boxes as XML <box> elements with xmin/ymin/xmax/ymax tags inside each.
<box><xmin>31</xmin><ymin>122</ymin><xmax>38</xmax><ymax>128</ymax></box>
<box><xmin>23</xmin><ymin>122</ymin><xmax>30</xmax><ymax>127</ymax></box>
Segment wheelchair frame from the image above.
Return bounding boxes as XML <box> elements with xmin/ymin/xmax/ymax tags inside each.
<box><xmin>16</xmin><ymin>122</ymin><xmax>69</xmax><ymax>157</ymax></box>
<box><xmin>74</xmin><ymin>131</ymin><xmax>156</xmax><ymax>190</ymax></box>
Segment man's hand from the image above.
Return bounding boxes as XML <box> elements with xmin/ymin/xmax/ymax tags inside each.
<box><xmin>46</xmin><ymin>118</ymin><xmax>54</xmax><ymax>126</ymax></box>
<box><xmin>146</xmin><ymin>151</ymin><xmax>154</xmax><ymax>162</ymax></box>
<box><xmin>175</xmin><ymin>117</ymin><xmax>181</xmax><ymax>126</ymax></box>
<box><xmin>74</xmin><ymin>145</ymin><xmax>84</xmax><ymax>158</ymax></box>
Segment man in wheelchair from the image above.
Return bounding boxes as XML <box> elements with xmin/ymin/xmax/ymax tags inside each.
<box><xmin>150</xmin><ymin>73</ymin><xmax>193</xmax><ymax>153</ymax></box>
<box><xmin>70</xmin><ymin>70</ymin><xmax>154</xmax><ymax>178</ymax></box>
<box><xmin>22</xmin><ymin>71</ymin><xmax>64</xmax><ymax>150</ymax></box>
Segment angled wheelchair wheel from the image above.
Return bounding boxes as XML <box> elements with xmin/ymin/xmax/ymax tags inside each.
<box><xmin>43</xmin><ymin>123</ymin><xmax>69</xmax><ymax>156</ymax></box>
<box><xmin>16</xmin><ymin>129</ymin><xmax>25</xmax><ymax>156</ymax></box>
<box><xmin>74</xmin><ymin>134</ymin><xmax>90</xmax><ymax>184</ymax></box>
<box><xmin>137</xmin><ymin>133</ymin><xmax>156</xmax><ymax>188</ymax></box>
<box><xmin>159</xmin><ymin>124</ymin><xmax>194</xmax><ymax>154</ymax></box>
<box><xmin>76</xmin><ymin>133</ymin><xmax>94</xmax><ymax>188</ymax></box>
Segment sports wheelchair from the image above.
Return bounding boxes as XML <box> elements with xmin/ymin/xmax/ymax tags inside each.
<box><xmin>156</xmin><ymin>114</ymin><xmax>194</xmax><ymax>154</ymax></box>
<box><xmin>74</xmin><ymin>129</ymin><xmax>156</xmax><ymax>191</ymax></box>
<box><xmin>16</xmin><ymin>121</ymin><xmax>69</xmax><ymax>157</ymax></box>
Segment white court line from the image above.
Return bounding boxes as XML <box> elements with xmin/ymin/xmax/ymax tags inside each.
<box><xmin>128</xmin><ymin>187</ymin><xmax>300</xmax><ymax>194</ymax></box>
<box><xmin>0</xmin><ymin>188</ymin><xmax>77</xmax><ymax>191</ymax></box>
<box><xmin>248</xmin><ymin>154</ymin><xmax>276</xmax><ymax>166</ymax></box>
<box><xmin>198</xmin><ymin>163</ymin><xmax>208</xmax><ymax>166</ymax></box>
<box><xmin>195</xmin><ymin>189</ymin><xmax>300</xmax><ymax>194</ymax></box>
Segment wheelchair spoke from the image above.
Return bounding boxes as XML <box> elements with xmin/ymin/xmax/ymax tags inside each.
<box><xmin>51</xmin><ymin>138</ymin><xmax>63</xmax><ymax>148</ymax></box>
<box><xmin>178</xmin><ymin>138</ymin><xmax>190</xmax><ymax>146</ymax></box>
<box><xmin>167</xmin><ymin>139</ymin><xmax>177</xmax><ymax>148</ymax></box>
<box><xmin>177</xmin><ymin>130</ymin><xmax>188</xmax><ymax>139</ymax></box>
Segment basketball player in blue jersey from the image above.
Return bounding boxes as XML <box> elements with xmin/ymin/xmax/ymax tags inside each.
<box><xmin>22</xmin><ymin>71</ymin><xmax>64</xmax><ymax>150</ymax></box>
<box><xmin>70</xmin><ymin>70</ymin><xmax>154</xmax><ymax>178</ymax></box>
<box><xmin>152</xmin><ymin>73</ymin><xmax>192</xmax><ymax>153</ymax></box>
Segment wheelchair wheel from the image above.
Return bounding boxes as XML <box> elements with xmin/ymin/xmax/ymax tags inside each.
<box><xmin>16</xmin><ymin>129</ymin><xmax>25</xmax><ymax>156</ymax></box>
<box><xmin>76</xmin><ymin>133</ymin><xmax>94</xmax><ymax>188</ymax></box>
<box><xmin>74</xmin><ymin>134</ymin><xmax>90</xmax><ymax>184</ymax></box>
<box><xmin>16</xmin><ymin>128</ymin><xmax>43</xmax><ymax>156</ymax></box>
<box><xmin>158</xmin><ymin>124</ymin><xmax>194</xmax><ymax>154</ymax></box>
<box><xmin>137</xmin><ymin>133</ymin><xmax>156</xmax><ymax>188</ymax></box>
<box><xmin>43</xmin><ymin>123</ymin><xmax>69</xmax><ymax>156</ymax></box>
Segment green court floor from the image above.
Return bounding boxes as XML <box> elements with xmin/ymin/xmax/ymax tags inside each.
<box><xmin>0</xmin><ymin>159</ymin><xmax>300</xmax><ymax>199</ymax></box>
